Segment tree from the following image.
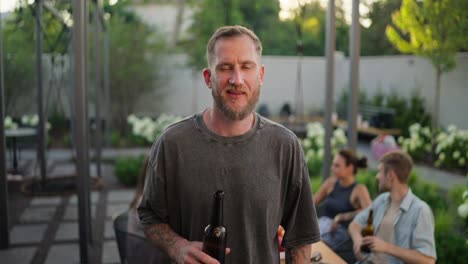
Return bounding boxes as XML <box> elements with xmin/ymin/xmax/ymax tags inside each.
<box><xmin>104</xmin><ymin>0</ymin><xmax>168</xmax><ymax>134</ymax></box>
<box><xmin>282</xmin><ymin>0</ymin><xmax>349</xmax><ymax>56</ymax></box>
<box><xmin>361</xmin><ymin>0</ymin><xmax>402</xmax><ymax>55</ymax></box>
<box><xmin>386</xmin><ymin>0</ymin><xmax>468</xmax><ymax>146</ymax></box>
<box><xmin>2</xmin><ymin>1</ymin><xmax>70</xmax><ymax>116</ymax></box>
<box><xmin>185</xmin><ymin>0</ymin><xmax>243</xmax><ymax>69</ymax></box>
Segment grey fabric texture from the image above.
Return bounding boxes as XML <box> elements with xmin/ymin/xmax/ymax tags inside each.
<box><xmin>138</xmin><ymin>111</ymin><xmax>320</xmax><ymax>263</ymax></box>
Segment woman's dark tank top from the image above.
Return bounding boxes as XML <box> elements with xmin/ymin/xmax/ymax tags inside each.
<box><xmin>322</xmin><ymin>180</ymin><xmax>357</xmax><ymax>219</ymax></box>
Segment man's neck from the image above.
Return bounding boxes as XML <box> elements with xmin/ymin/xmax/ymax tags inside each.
<box><xmin>389</xmin><ymin>183</ymin><xmax>409</xmax><ymax>205</ymax></box>
<box><xmin>203</xmin><ymin>107</ymin><xmax>255</xmax><ymax>137</ymax></box>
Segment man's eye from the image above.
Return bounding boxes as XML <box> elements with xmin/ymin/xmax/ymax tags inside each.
<box><xmin>219</xmin><ymin>66</ymin><xmax>231</xmax><ymax>71</ymax></box>
<box><xmin>243</xmin><ymin>64</ymin><xmax>254</xmax><ymax>69</ymax></box>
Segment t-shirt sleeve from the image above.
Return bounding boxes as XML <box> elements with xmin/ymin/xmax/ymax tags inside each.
<box><xmin>412</xmin><ymin>204</ymin><xmax>437</xmax><ymax>259</ymax></box>
<box><xmin>137</xmin><ymin>139</ymin><xmax>168</xmax><ymax>226</ymax></box>
<box><xmin>280</xmin><ymin>140</ymin><xmax>321</xmax><ymax>249</ymax></box>
<box><xmin>353</xmin><ymin>205</ymin><xmax>371</xmax><ymax>227</ymax></box>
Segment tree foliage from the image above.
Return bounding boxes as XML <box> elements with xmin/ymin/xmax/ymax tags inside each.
<box><xmin>186</xmin><ymin>0</ymin><xmax>351</xmax><ymax>69</ymax></box>
<box><xmin>361</xmin><ymin>0</ymin><xmax>402</xmax><ymax>55</ymax></box>
<box><xmin>385</xmin><ymin>0</ymin><xmax>468</xmax><ymax>138</ymax></box>
<box><xmin>104</xmin><ymin>0</ymin><xmax>168</xmax><ymax>134</ymax></box>
<box><xmin>386</xmin><ymin>0</ymin><xmax>467</xmax><ymax>72</ymax></box>
<box><xmin>2</xmin><ymin>1</ymin><xmax>71</xmax><ymax>116</ymax></box>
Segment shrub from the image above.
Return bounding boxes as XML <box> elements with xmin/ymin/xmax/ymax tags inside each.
<box><xmin>302</xmin><ymin>122</ymin><xmax>347</xmax><ymax>175</ymax></box>
<box><xmin>398</xmin><ymin>123</ymin><xmax>432</xmax><ymax>161</ymax></box>
<box><xmin>435</xmin><ymin>125</ymin><xmax>468</xmax><ymax>172</ymax></box>
<box><xmin>114</xmin><ymin>155</ymin><xmax>145</xmax><ymax>186</ymax></box>
<box><xmin>434</xmin><ymin>214</ymin><xmax>468</xmax><ymax>264</ymax></box>
<box><xmin>127</xmin><ymin>114</ymin><xmax>182</xmax><ymax>145</ymax></box>
<box><xmin>356</xmin><ymin>169</ymin><xmax>378</xmax><ymax>198</ymax></box>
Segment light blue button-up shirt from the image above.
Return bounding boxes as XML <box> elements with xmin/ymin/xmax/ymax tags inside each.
<box><xmin>354</xmin><ymin>189</ymin><xmax>437</xmax><ymax>263</ymax></box>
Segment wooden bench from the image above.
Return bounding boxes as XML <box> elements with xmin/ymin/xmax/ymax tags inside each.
<box><xmin>359</xmin><ymin>104</ymin><xmax>396</xmax><ymax>130</ymax></box>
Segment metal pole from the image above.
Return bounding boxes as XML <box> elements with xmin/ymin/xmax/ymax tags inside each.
<box><xmin>347</xmin><ymin>0</ymin><xmax>360</xmax><ymax>151</ymax></box>
<box><xmin>103</xmin><ymin>33</ymin><xmax>110</xmax><ymax>147</ymax></box>
<box><xmin>73</xmin><ymin>0</ymin><xmax>91</xmax><ymax>262</ymax></box>
<box><xmin>323</xmin><ymin>0</ymin><xmax>336</xmax><ymax>181</ymax></box>
<box><xmin>0</xmin><ymin>2</ymin><xmax>10</xmax><ymax>249</ymax></box>
<box><xmin>93</xmin><ymin>0</ymin><xmax>102</xmax><ymax>178</ymax></box>
<box><xmin>35</xmin><ymin>0</ymin><xmax>47</xmax><ymax>183</ymax></box>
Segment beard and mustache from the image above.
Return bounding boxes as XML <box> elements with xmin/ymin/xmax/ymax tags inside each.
<box><xmin>211</xmin><ymin>84</ymin><xmax>260</xmax><ymax>121</ymax></box>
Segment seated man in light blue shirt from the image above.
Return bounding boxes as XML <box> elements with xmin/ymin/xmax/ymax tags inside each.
<box><xmin>348</xmin><ymin>150</ymin><xmax>436</xmax><ymax>264</ymax></box>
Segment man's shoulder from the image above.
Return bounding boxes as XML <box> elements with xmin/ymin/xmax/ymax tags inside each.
<box><xmin>409</xmin><ymin>193</ymin><xmax>434</xmax><ymax>215</ymax></box>
<box><xmin>158</xmin><ymin>113</ymin><xmax>198</xmax><ymax>140</ymax></box>
<box><xmin>257</xmin><ymin>114</ymin><xmax>299</xmax><ymax>141</ymax></box>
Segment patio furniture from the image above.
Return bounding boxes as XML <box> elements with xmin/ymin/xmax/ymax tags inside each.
<box><xmin>113</xmin><ymin>210</ymin><xmax>169</xmax><ymax>264</ymax></box>
<box><xmin>5</xmin><ymin>127</ymin><xmax>37</xmax><ymax>175</ymax></box>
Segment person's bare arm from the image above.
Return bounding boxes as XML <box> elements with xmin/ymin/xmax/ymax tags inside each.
<box><xmin>348</xmin><ymin>221</ymin><xmax>365</xmax><ymax>261</ymax></box>
<box><xmin>143</xmin><ymin>223</ymin><xmax>219</xmax><ymax>264</ymax></box>
<box><xmin>313</xmin><ymin>177</ymin><xmax>334</xmax><ymax>205</ymax></box>
<box><xmin>363</xmin><ymin>236</ymin><xmax>435</xmax><ymax>264</ymax></box>
<box><xmin>285</xmin><ymin>244</ymin><xmax>311</xmax><ymax>264</ymax></box>
<box><xmin>335</xmin><ymin>185</ymin><xmax>372</xmax><ymax>223</ymax></box>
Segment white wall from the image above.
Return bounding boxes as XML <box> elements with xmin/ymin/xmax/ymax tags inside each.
<box><xmin>152</xmin><ymin>53</ymin><xmax>468</xmax><ymax>129</ymax></box>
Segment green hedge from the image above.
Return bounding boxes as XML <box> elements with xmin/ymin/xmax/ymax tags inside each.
<box><xmin>114</xmin><ymin>155</ymin><xmax>145</xmax><ymax>186</ymax></box>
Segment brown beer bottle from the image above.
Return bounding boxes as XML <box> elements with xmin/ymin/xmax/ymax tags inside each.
<box><xmin>360</xmin><ymin>209</ymin><xmax>374</xmax><ymax>253</ymax></box>
<box><xmin>202</xmin><ymin>190</ymin><xmax>227</xmax><ymax>263</ymax></box>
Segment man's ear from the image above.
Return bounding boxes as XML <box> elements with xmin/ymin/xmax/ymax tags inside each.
<box><xmin>203</xmin><ymin>68</ymin><xmax>212</xmax><ymax>88</ymax></box>
<box><xmin>259</xmin><ymin>64</ymin><xmax>265</xmax><ymax>86</ymax></box>
<box><xmin>387</xmin><ymin>169</ymin><xmax>396</xmax><ymax>182</ymax></box>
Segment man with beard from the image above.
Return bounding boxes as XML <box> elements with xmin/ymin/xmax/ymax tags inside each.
<box><xmin>137</xmin><ymin>26</ymin><xmax>320</xmax><ymax>264</ymax></box>
<box><xmin>348</xmin><ymin>151</ymin><xmax>436</xmax><ymax>264</ymax></box>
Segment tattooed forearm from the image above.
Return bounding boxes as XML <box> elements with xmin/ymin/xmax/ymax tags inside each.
<box><xmin>143</xmin><ymin>223</ymin><xmax>183</xmax><ymax>254</ymax></box>
<box><xmin>285</xmin><ymin>244</ymin><xmax>311</xmax><ymax>264</ymax></box>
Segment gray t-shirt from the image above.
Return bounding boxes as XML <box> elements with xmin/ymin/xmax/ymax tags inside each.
<box><xmin>138</xmin><ymin>112</ymin><xmax>320</xmax><ymax>263</ymax></box>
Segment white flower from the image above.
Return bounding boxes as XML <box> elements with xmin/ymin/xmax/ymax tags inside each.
<box><xmin>459</xmin><ymin>158</ymin><xmax>466</xmax><ymax>166</ymax></box>
<box><xmin>409</xmin><ymin>123</ymin><xmax>421</xmax><ymax>134</ymax></box>
<box><xmin>30</xmin><ymin>115</ymin><xmax>39</xmax><ymax>126</ymax></box>
<box><xmin>447</xmin><ymin>124</ymin><xmax>458</xmax><ymax>134</ymax></box>
<box><xmin>439</xmin><ymin>153</ymin><xmax>446</xmax><ymax>161</ymax></box>
<box><xmin>424</xmin><ymin>144</ymin><xmax>431</xmax><ymax>152</ymax></box>
<box><xmin>453</xmin><ymin>151</ymin><xmax>461</xmax><ymax>159</ymax></box>
<box><xmin>463</xmin><ymin>191</ymin><xmax>468</xmax><ymax>202</ymax></box>
<box><xmin>458</xmin><ymin>203</ymin><xmax>468</xmax><ymax>219</ymax></box>
<box><xmin>4</xmin><ymin>116</ymin><xmax>18</xmax><ymax>129</ymax></box>
<box><xmin>317</xmin><ymin>149</ymin><xmax>324</xmax><ymax>159</ymax></box>
<box><xmin>422</xmin><ymin>127</ymin><xmax>431</xmax><ymax>137</ymax></box>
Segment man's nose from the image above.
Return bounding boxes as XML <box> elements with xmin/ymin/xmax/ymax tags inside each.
<box><xmin>229</xmin><ymin>68</ymin><xmax>244</xmax><ymax>86</ymax></box>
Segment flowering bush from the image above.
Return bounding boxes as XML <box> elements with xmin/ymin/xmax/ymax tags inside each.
<box><xmin>457</xmin><ymin>190</ymin><xmax>468</xmax><ymax>220</ymax></box>
<box><xmin>435</xmin><ymin>125</ymin><xmax>468</xmax><ymax>170</ymax></box>
<box><xmin>127</xmin><ymin>114</ymin><xmax>182</xmax><ymax>144</ymax></box>
<box><xmin>4</xmin><ymin>116</ymin><xmax>18</xmax><ymax>130</ymax></box>
<box><xmin>301</xmin><ymin>122</ymin><xmax>347</xmax><ymax>176</ymax></box>
<box><xmin>20</xmin><ymin>114</ymin><xmax>52</xmax><ymax>130</ymax></box>
<box><xmin>4</xmin><ymin>114</ymin><xmax>51</xmax><ymax>130</ymax></box>
<box><xmin>399</xmin><ymin>123</ymin><xmax>468</xmax><ymax>171</ymax></box>
<box><xmin>398</xmin><ymin>123</ymin><xmax>432</xmax><ymax>161</ymax></box>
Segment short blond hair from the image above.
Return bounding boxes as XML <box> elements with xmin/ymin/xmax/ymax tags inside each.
<box><xmin>206</xmin><ymin>25</ymin><xmax>262</xmax><ymax>67</ymax></box>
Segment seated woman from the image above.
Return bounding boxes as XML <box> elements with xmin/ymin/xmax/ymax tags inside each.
<box><xmin>313</xmin><ymin>149</ymin><xmax>371</xmax><ymax>250</ymax></box>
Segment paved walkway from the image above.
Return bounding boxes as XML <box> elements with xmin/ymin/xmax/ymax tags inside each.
<box><xmin>1</xmin><ymin>145</ymin><xmax>466</xmax><ymax>264</ymax></box>
<box><xmin>1</xmin><ymin>163</ymin><xmax>135</xmax><ymax>264</ymax></box>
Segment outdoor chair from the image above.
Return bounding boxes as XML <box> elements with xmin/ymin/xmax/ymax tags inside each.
<box><xmin>113</xmin><ymin>210</ymin><xmax>169</xmax><ymax>264</ymax></box>
<box><xmin>113</xmin><ymin>211</ymin><xmax>130</xmax><ymax>264</ymax></box>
